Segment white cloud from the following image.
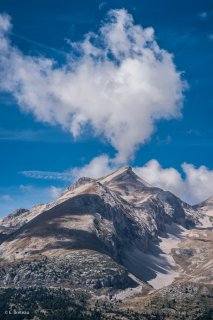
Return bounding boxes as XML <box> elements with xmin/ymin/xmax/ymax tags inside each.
<box><xmin>181</xmin><ymin>163</ymin><xmax>213</xmax><ymax>204</ymax></box>
<box><xmin>0</xmin><ymin>13</ymin><xmax>11</xmax><ymax>33</ymax></box>
<box><xmin>71</xmin><ymin>154</ymin><xmax>115</xmax><ymax>179</ymax></box>
<box><xmin>0</xmin><ymin>10</ymin><xmax>185</xmax><ymax>162</ymax></box>
<box><xmin>135</xmin><ymin>159</ymin><xmax>184</xmax><ymax>196</ymax></box>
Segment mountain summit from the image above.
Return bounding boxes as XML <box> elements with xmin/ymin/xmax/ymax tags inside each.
<box><xmin>98</xmin><ymin>166</ymin><xmax>151</xmax><ymax>193</ymax></box>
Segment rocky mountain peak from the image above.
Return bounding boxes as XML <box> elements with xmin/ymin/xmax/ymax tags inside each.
<box><xmin>194</xmin><ymin>195</ymin><xmax>213</xmax><ymax>209</ymax></box>
<box><xmin>204</xmin><ymin>196</ymin><xmax>213</xmax><ymax>206</ymax></box>
<box><xmin>65</xmin><ymin>176</ymin><xmax>96</xmax><ymax>193</ymax></box>
<box><xmin>100</xmin><ymin>166</ymin><xmax>146</xmax><ymax>184</ymax></box>
<box><xmin>98</xmin><ymin>166</ymin><xmax>151</xmax><ymax>197</ymax></box>
<box><xmin>9</xmin><ymin>208</ymin><xmax>29</xmax><ymax>217</ymax></box>
<box><xmin>1</xmin><ymin>208</ymin><xmax>29</xmax><ymax>222</ymax></box>
<box><xmin>121</xmin><ymin>165</ymin><xmax>133</xmax><ymax>173</ymax></box>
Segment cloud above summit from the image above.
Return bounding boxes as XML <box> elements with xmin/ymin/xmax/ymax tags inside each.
<box><xmin>0</xmin><ymin>10</ymin><xmax>186</xmax><ymax>162</ymax></box>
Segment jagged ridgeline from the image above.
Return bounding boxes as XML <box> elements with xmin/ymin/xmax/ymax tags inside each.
<box><xmin>0</xmin><ymin>167</ymin><xmax>212</xmax><ymax>319</ymax></box>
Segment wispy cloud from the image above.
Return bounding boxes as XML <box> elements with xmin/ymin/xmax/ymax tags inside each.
<box><xmin>0</xmin><ymin>127</ymin><xmax>72</xmax><ymax>142</ymax></box>
<box><xmin>156</xmin><ymin>135</ymin><xmax>172</xmax><ymax>145</ymax></box>
<box><xmin>0</xmin><ymin>93</ymin><xmax>15</xmax><ymax>105</ymax></box>
<box><xmin>0</xmin><ymin>128</ymin><xmax>46</xmax><ymax>142</ymax></box>
<box><xmin>19</xmin><ymin>184</ymin><xmax>32</xmax><ymax>192</ymax></box>
<box><xmin>20</xmin><ymin>170</ymin><xmax>73</xmax><ymax>181</ymax></box>
<box><xmin>11</xmin><ymin>32</ymin><xmax>67</xmax><ymax>57</ymax></box>
<box><xmin>0</xmin><ymin>194</ymin><xmax>13</xmax><ymax>201</ymax></box>
<box><xmin>199</xmin><ymin>11</ymin><xmax>208</xmax><ymax>20</ymax></box>
<box><xmin>209</xmin><ymin>34</ymin><xmax>213</xmax><ymax>41</ymax></box>
<box><xmin>99</xmin><ymin>2</ymin><xmax>106</xmax><ymax>10</ymax></box>
<box><xmin>20</xmin><ymin>154</ymin><xmax>115</xmax><ymax>182</ymax></box>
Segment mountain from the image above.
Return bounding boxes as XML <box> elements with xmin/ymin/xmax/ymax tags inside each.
<box><xmin>0</xmin><ymin>167</ymin><xmax>199</xmax><ymax>262</ymax></box>
<box><xmin>192</xmin><ymin>196</ymin><xmax>213</xmax><ymax>229</ymax></box>
<box><xmin>0</xmin><ymin>167</ymin><xmax>212</xmax><ymax>319</ymax></box>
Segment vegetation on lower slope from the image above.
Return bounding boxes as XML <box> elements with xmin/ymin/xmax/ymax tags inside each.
<box><xmin>0</xmin><ymin>282</ymin><xmax>212</xmax><ymax>320</ymax></box>
<box><xmin>117</xmin><ymin>282</ymin><xmax>213</xmax><ymax>320</ymax></box>
<box><xmin>0</xmin><ymin>287</ymin><xmax>102</xmax><ymax>320</ymax></box>
<box><xmin>0</xmin><ymin>250</ymin><xmax>131</xmax><ymax>289</ymax></box>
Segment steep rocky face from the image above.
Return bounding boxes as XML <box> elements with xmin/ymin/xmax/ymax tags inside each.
<box><xmin>100</xmin><ymin>166</ymin><xmax>200</xmax><ymax>230</ymax></box>
<box><xmin>98</xmin><ymin>166</ymin><xmax>151</xmax><ymax>191</ymax></box>
<box><xmin>0</xmin><ymin>180</ymin><xmax>150</xmax><ymax>263</ymax></box>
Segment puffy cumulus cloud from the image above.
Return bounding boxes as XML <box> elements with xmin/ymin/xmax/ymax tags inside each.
<box><xmin>71</xmin><ymin>154</ymin><xmax>116</xmax><ymax>179</ymax></box>
<box><xmin>0</xmin><ymin>10</ymin><xmax>185</xmax><ymax>162</ymax></box>
<box><xmin>181</xmin><ymin>163</ymin><xmax>213</xmax><ymax>204</ymax></box>
<box><xmin>135</xmin><ymin>160</ymin><xmax>184</xmax><ymax>197</ymax></box>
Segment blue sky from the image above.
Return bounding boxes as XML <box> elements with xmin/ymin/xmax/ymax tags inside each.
<box><xmin>0</xmin><ymin>0</ymin><xmax>212</xmax><ymax>216</ymax></box>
